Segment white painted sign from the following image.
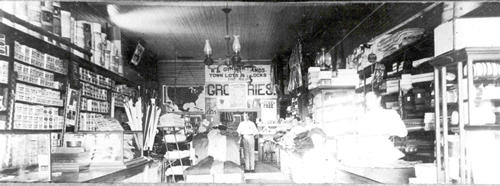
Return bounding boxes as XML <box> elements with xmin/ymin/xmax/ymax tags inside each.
<box><xmin>205</xmin><ymin>65</ymin><xmax>271</xmax><ymax>83</ymax></box>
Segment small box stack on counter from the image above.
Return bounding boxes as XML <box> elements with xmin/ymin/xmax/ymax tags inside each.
<box><xmin>14</xmin><ymin>103</ymin><xmax>63</xmax><ymax>130</ymax></box>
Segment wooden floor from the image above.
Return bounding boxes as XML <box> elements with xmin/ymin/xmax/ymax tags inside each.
<box><xmin>244</xmin><ymin>161</ymin><xmax>380</xmax><ymax>184</ymax></box>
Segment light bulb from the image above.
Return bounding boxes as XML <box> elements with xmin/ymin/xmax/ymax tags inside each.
<box><xmin>323</xmin><ymin>48</ymin><xmax>332</xmax><ymax>68</ymax></box>
<box><xmin>232</xmin><ymin>35</ymin><xmax>241</xmax><ymax>53</ymax></box>
<box><xmin>204</xmin><ymin>39</ymin><xmax>212</xmax><ymax>56</ymax></box>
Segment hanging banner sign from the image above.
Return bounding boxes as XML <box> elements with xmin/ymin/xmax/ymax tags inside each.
<box><xmin>205</xmin><ymin>65</ymin><xmax>271</xmax><ymax>83</ymax></box>
<box><xmin>130</xmin><ymin>42</ymin><xmax>144</xmax><ymax>66</ymax></box>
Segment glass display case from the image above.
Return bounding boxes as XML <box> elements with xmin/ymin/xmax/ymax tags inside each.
<box><xmin>0</xmin><ymin>133</ymin><xmax>51</xmax><ymax>182</ymax></box>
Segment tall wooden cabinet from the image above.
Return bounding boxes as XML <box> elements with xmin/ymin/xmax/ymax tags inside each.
<box><xmin>430</xmin><ymin>47</ymin><xmax>500</xmax><ymax>184</ymax></box>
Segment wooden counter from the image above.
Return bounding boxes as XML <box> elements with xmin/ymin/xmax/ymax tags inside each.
<box><xmin>52</xmin><ymin>158</ymin><xmax>160</xmax><ymax>183</ymax></box>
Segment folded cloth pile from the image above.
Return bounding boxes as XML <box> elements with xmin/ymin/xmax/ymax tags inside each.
<box><xmin>377</xmin><ymin>28</ymin><xmax>425</xmax><ymax>58</ymax></box>
<box><xmin>158</xmin><ymin>113</ymin><xmax>184</xmax><ymax>127</ymax></box>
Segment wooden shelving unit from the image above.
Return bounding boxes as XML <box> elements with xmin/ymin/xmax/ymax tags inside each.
<box><xmin>0</xmin><ymin>5</ymin><xmax>145</xmax><ymax>183</ymax></box>
<box><xmin>430</xmin><ymin>47</ymin><xmax>500</xmax><ymax>184</ymax></box>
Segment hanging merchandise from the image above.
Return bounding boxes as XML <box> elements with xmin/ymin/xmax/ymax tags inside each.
<box><xmin>287</xmin><ymin>42</ymin><xmax>303</xmax><ymax>92</ymax></box>
<box><xmin>143</xmin><ymin>99</ymin><xmax>160</xmax><ymax>151</ymax></box>
<box><xmin>131</xmin><ymin>42</ymin><xmax>145</xmax><ymax>66</ymax></box>
<box><xmin>124</xmin><ymin>98</ymin><xmax>144</xmax><ymax>131</ymax></box>
<box><xmin>371</xmin><ymin>63</ymin><xmax>385</xmax><ymax>91</ymax></box>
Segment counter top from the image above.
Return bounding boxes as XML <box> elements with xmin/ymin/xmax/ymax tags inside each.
<box><xmin>52</xmin><ymin>157</ymin><xmax>159</xmax><ymax>183</ymax></box>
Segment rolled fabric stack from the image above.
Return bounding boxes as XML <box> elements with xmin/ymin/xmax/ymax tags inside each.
<box><xmin>377</xmin><ymin>28</ymin><xmax>425</xmax><ymax>58</ymax></box>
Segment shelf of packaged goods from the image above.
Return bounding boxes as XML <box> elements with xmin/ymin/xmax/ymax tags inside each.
<box><xmin>79</xmin><ymin>110</ymin><xmax>109</xmax><ymax>114</ymax></box>
<box><xmin>0</xmin><ymin>129</ymin><xmax>62</xmax><ymax>134</ymax></box>
<box><xmin>0</xmin><ymin>9</ymin><xmax>91</xmax><ymax>56</ymax></box>
<box><xmin>15</xmin><ymin>80</ymin><xmax>62</xmax><ymax>91</ymax></box>
<box><xmin>80</xmin><ymin>79</ymin><xmax>112</xmax><ymax>90</ymax></box>
<box><xmin>123</xmin><ymin>130</ymin><xmax>143</xmax><ymax>134</ymax></box>
<box><xmin>114</xmin><ymin>104</ymin><xmax>125</xmax><ymax>109</ymax></box>
<box><xmin>15</xmin><ymin>100</ymin><xmax>63</xmax><ymax>108</ymax></box>
<box><xmin>0</xmin><ymin>13</ymin><xmax>140</xmax><ymax>88</ymax></box>
<box><xmin>358</xmin><ymin>33</ymin><xmax>434</xmax><ymax>79</ymax></box>
<box><xmin>464</xmin><ymin>124</ymin><xmax>500</xmax><ymax>131</ymax></box>
<box><xmin>80</xmin><ymin>95</ymin><xmax>107</xmax><ymax>102</ymax></box>
<box><xmin>74</xmin><ymin>130</ymin><xmax>125</xmax><ymax>133</ymax></box>
<box><xmin>13</xmin><ymin>59</ymin><xmax>67</xmax><ymax>76</ymax></box>
<box><xmin>73</xmin><ymin>55</ymin><xmax>136</xmax><ymax>87</ymax></box>
<box><xmin>310</xmin><ymin>85</ymin><xmax>357</xmax><ymax>95</ymax></box>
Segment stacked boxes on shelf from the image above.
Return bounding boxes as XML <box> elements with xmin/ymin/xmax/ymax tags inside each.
<box><xmin>16</xmin><ymin>83</ymin><xmax>63</xmax><ymax>107</ymax></box>
<box><xmin>79</xmin><ymin>67</ymin><xmax>114</xmax><ymax>89</ymax></box>
<box><xmin>113</xmin><ymin>85</ymin><xmax>135</xmax><ymax>107</ymax></box>
<box><xmin>81</xmin><ymin>97</ymin><xmax>109</xmax><ymax>114</ymax></box>
<box><xmin>14</xmin><ymin>41</ymin><xmax>67</xmax><ymax>75</ymax></box>
<box><xmin>0</xmin><ymin>1</ymin><xmax>124</xmax><ymax>75</ymax></box>
<box><xmin>0</xmin><ymin>60</ymin><xmax>8</xmax><ymax>84</ymax></box>
<box><xmin>78</xmin><ymin>113</ymin><xmax>105</xmax><ymax>131</ymax></box>
<box><xmin>73</xmin><ymin>20</ymin><xmax>122</xmax><ymax>75</ymax></box>
<box><xmin>14</xmin><ymin>103</ymin><xmax>63</xmax><ymax>130</ymax></box>
<box><xmin>13</xmin><ymin>62</ymin><xmax>61</xmax><ymax>90</ymax></box>
<box><xmin>81</xmin><ymin>82</ymin><xmax>107</xmax><ymax>101</ymax></box>
<box><xmin>308</xmin><ymin>67</ymin><xmax>359</xmax><ymax>89</ymax></box>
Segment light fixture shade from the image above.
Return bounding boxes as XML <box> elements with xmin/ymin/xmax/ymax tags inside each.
<box><xmin>232</xmin><ymin>35</ymin><xmax>241</xmax><ymax>53</ymax></box>
<box><xmin>315</xmin><ymin>52</ymin><xmax>322</xmax><ymax>67</ymax></box>
<box><xmin>204</xmin><ymin>39</ymin><xmax>212</xmax><ymax>56</ymax></box>
<box><xmin>322</xmin><ymin>48</ymin><xmax>332</xmax><ymax>68</ymax></box>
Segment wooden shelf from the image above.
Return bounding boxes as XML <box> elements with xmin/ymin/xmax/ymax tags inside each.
<box><xmin>0</xmin><ymin>9</ymin><xmax>90</xmax><ymax>55</ymax></box>
<box><xmin>15</xmin><ymin>80</ymin><xmax>62</xmax><ymax>91</ymax></box>
<box><xmin>74</xmin><ymin>130</ymin><xmax>124</xmax><ymax>133</ymax></box>
<box><xmin>123</xmin><ymin>131</ymin><xmax>143</xmax><ymax>134</ymax></box>
<box><xmin>310</xmin><ymin>85</ymin><xmax>357</xmax><ymax>95</ymax></box>
<box><xmin>80</xmin><ymin>79</ymin><xmax>112</xmax><ymax>90</ymax></box>
<box><xmin>14</xmin><ymin>59</ymin><xmax>66</xmax><ymax>76</ymax></box>
<box><xmin>81</xmin><ymin>95</ymin><xmax>107</xmax><ymax>101</ymax></box>
<box><xmin>464</xmin><ymin>124</ymin><xmax>500</xmax><ymax>131</ymax></box>
<box><xmin>429</xmin><ymin>47</ymin><xmax>500</xmax><ymax>68</ymax></box>
<box><xmin>0</xmin><ymin>13</ymin><xmax>140</xmax><ymax>87</ymax></box>
<box><xmin>15</xmin><ymin>100</ymin><xmax>63</xmax><ymax>108</ymax></box>
<box><xmin>0</xmin><ymin>129</ymin><xmax>62</xmax><ymax>133</ymax></box>
<box><xmin>73</xmin><ymin>55</ymin><xmax>136</xmax><ymax>86</ymax></box>
<box><xmin>358</xmin><ymin>33</ymin><xmax>434</xmax><ymax>79</ymax></box>
<box><xmin>79</xmin><ymin>110</ymin><xmax>109</xmax><ymax>114</ymax></box>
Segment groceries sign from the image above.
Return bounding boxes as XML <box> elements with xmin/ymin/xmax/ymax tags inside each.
<box><xmin>205</xmin><ymin>65</ymin><xmax>276</xmax><ymax>97</ymax></box>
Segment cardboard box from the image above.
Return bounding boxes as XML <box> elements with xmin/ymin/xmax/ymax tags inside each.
<box><xmin>435</xmin><ymin>17</ymin><xmax>500</xmax><ymax>56</ymax></box>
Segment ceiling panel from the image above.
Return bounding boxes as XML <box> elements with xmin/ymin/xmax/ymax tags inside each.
<box><xmin>106</xmin><ymin>2</ymin><xmax>381</xmax><ymax>60</ymax></box>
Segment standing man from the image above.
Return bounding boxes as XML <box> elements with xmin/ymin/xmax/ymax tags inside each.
<box><xmin>237</xmin><ymin>113</ymin><xmax>259</xmax><ymax>173</ymax></box>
